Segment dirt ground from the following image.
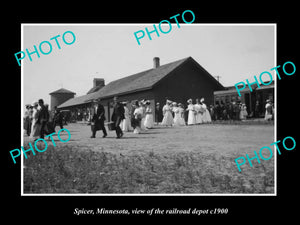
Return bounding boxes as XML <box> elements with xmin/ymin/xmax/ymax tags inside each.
<box><xmin>25</xmin><ymin>122</ymin><xmax>274</xmax><ymax>155</ymax></box>
<box><xmin>23</xmin><ymin>121</ymin><xmax>275</xmax><ymax>194</ymax></box>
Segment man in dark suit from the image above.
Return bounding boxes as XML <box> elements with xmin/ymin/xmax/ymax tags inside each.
<box><xmin>111</xmin><ymin>96</ymin><xmax>125</xmax><ymax>138</ymax></box>
<box><xmin>38</xmin><ymin>99</ymin><xmax>49</xmax><ymax>139</ymax></box>
<box><xmin>90</xmin><ymin>99</ymin><xmax>107</xmax><ymax>138</ymax></box>
<box><xmin>53</xmin><ymin>106</ymin><xmax>64</xmax><ymax>131</ymax></box>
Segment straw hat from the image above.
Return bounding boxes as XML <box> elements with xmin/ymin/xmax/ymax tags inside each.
<box><xmin>31</xmin><ymin>102</ymin><xmax>38</xmax><ymax>107</ymax></box>
<box><xmin>187</xmin><ymin>99</ymin><xmax>192</xmax><ymax>104</ymax></box>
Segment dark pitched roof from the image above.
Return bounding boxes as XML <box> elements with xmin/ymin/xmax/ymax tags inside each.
<box><xmin>92</xmin><ymin>57</ymin><xmax>190</xmax><ymax>99</ymax></box>
<box><xmin>49</xmin><ymin>88</ymin><xmax>75</xmax><ymax>95</ymax></box>
<box><xmin>58</xmin><ymin>92</ymin><xmax>97</xmax><ymax>108</ymax></box>
<box><xmin>58</xmin><ymin>56</ymin><xmax>223</xmax><ymax>108</ymax></box>
<box><xmin>86</xmin><ymin>85</ymin><xmax>104</xmax><ymax>94</ymax></box>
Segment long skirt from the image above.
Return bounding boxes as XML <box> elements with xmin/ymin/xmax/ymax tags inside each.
<box><xmin>187</xmin><ymin>111</ymin><xmax>196</xmax><ymax>125</ymax></box>
<box><xmin>161</xmin><ymin>111</ymin><xmax>173</xmax><ymax>126</ymax></box>
<box><xmin>195</xmin><ymin>112</ymin><xmax>203</xmax><ymax>124</ymax></box>
<box><xmin>132</xmin><ymin>118</ymin><xmax>141</xmax><ymax>133</ymax></box>
<box><xmin>264</xmin><ymin>111</ymin><xmax>272</xmax><ymax>120</ymax></box>
<box><xmin>121</xmin><ymin>117</ymin><xmax>132</xmax><ymax>132</ymax></box>
<box><xmin>141</xmin><ymin>117</ymin><xmax>146</xmax><ymax>130</ymax></box>
<box><xmin>173</xmin><ymin>113</ymin><xmax>182</xmax><ymax>126</ymax></box>
<box><xmin>179</xmin><ymin>115</ymin><xmax>186</xmax><ymax>126</ymax></box>
<box><xmin>240</xmin><ymin>110</ymin><xmax>248</xmax><ymax>120</ymax></box>
<box><xmin>144</xmin><ymin>114</ymin><xmax>154</xmax><ymax>128</ymax></box>
<box><xmin>30</xmin><ymin>121</ymin><xmax>41</xmax><ymax>138</ymax></box>
<box><xmin>133</xmin><ymin>118</ymin><xmax>141</xmax><ymax>134</ymax></box>
<box><xmin>205</xmin><ymin>109</ymin><xmax>212</xmax><ymax>123</ymax></box>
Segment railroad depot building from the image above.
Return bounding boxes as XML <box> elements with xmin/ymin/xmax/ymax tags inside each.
<box><xmin>55</xmin><ymin>56</ymin><xmax>225</xmax><ymax>121</ymax></box>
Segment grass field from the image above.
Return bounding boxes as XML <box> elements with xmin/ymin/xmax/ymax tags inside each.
<box><xmin>23</xmin><ymin>121</ymin><xmax>275</xmax><ymax>194</ymax></box>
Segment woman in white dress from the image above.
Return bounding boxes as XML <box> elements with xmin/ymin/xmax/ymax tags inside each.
<box><xmin>264</xmin><ymin>100</ymin><xmax>273</xmax><ymax>121</ymax></box>
<box><xmin>121</xmin><ymin>102</ymin><xmax>132</xmax><ymax>132</ymax></box>
<box><xmin>30</xmin><ymin>102</ymin><xmax>41</xmax><ymax>139</ymax></box>
<box><xmin>187</xmin><ymin>99</ymin><xmax>196</xmax><ymax>125</ymax></box>
<box><xmin>200</xmin><ymin>98</ymin><xmax>212</xmax><ymax>123</ymax></box>
<box><xmin>144</xmin><ymin>101</ymin><xmax>154</xmax><ymax>129</ymax></box>
<box><xmin>178</xmin><ymin>103</ymin><xmax>186</xmax><ymax>126</ymax></box>
<box><xmin>133</xmin><ymin>102</ymin><xmax>144</xmax><ymax>134</ymax></box>
<box><xmin>172</xmin><ymin>102</ymin><xmax>181</xmax><ymax>126</ymax></box>
<box><xmin>240</xmin><ymin>104</ymin><xmax>248</xmax><ymax>120</ymax></box>
<box><xmin>161</xmin><ymin>100</ymin><xmax>173</xmax><ymax>126</ymax></box>
<box><xmin>194</xmin><ymin>98</ymin><xmax>203</xmax><ymax>124</ymax></box>
<box><xmin>140</xmin><ymin>100</ymin><xmax>146</xmax><ymax>130</ymax></box>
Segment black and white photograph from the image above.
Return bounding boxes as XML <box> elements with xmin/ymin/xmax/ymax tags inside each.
<box><xmin>21</xmin><ymin>24</ymin><xmax>276</xmax><ymax>195</ymax></box>
<box><xmin>4</xmin><ymin>5</ymin><xmax>298</xmax><ymax>221</ymax></box>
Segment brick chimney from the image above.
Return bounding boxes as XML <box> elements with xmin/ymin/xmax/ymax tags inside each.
<box><xmin>153</xmin><ymin>57</ymin><xmax>160</xmax><ymax>69</ymax></box>
<box><xmin>93</xmin><ymin>78</ymin><xmax>105</xmax><ymax>88</ymax></box>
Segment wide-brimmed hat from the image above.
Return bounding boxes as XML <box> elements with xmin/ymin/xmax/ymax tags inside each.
<box><xmin>187</xmin><ymin>99</ymin><xmax>192</xmax><ymax>103</ymax></box>
<box><xmin>31</xmin><ymin>102</ymin><xmax>38</xmax><ymax>107</ymax></box>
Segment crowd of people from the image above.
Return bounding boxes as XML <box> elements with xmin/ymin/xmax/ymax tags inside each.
<box><xmin>210</xmin><ymin>99</ymin><xmax>274</xmax><ymax>121</ymax></box>
<box><xmin>24</xmin><ymin>97</ymin><xmax>275</xmax><ymax>140</ymax></box>
<box><xmin>23</xmin><ymin>99</ymin><xmax>65</xmax><ymax>140</ymax></box>
<box><xmin>210</xmin><ymin>102</ymin><xmax>249</xmax><ymax>121</ymax></box>
<box><xmin>90</xmin><ymin>97</ymin><xmax>215</xmax><ymax>138</ymax></box>
<box><xmin>112</xmin><ymin>97</ymin><xmax>274</xmax><ymax>137</ymax></box>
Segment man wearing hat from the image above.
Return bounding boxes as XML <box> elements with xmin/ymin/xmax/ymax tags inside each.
<box><xmin>90</xmin><ymin>98</ymin><xmax>107</xmax><ymax>138</ymax></box>
<box><xmin>111</xmin><ymin>96</ymin><xmax>125</xmax><ymax>138</ymax></box>
<box><xmin>53</xmin><ymin>106</ymin><xmax>64</xmax><ymax>131</ymax></box>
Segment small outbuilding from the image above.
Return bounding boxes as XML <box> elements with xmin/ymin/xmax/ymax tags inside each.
<box><xmin>49</xmin><ymin>88</ymin><xmax>76</xmax><ymax>110</ymax></box>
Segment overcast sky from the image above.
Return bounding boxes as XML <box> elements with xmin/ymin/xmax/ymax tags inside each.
<box><xmin>22</xmin><ymin>24</ymin><xmax>275</xmax><ymax>106</ymax></box>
